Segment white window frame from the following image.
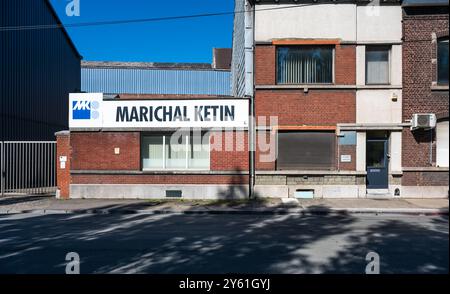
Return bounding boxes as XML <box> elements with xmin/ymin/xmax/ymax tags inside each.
<box><xmin>142</xmin><ymin>133</ymin><xmax>211</xmax><ymax>171</ymax></box>
<box><xmin>365</xmin><ymin>45</ymin><xmax>391</xmax><ymax>85</ymax></box>
<box><xmin>436</xmin><ymin>120</ymin><xmax>449</xmax><ymax>168</ymax></box>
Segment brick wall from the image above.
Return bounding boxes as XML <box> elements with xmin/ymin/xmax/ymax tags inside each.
<box><xmin>255</xmin><ymin>45</ymin><xmax>276</xmax><ymax>85</ymax></box>
<box><xmin>338</xmin><ymin>145</ymin><xmax>357</xmax><ymax>171</ymax></box>
<box><xmin>402</xmin><ymin>171</ymin><xmax>449</xmax><ymax>186</ymax></box>
<box><xmin>71</xmin><ymin>174</ymin><xmax>249</xmax><ymax>185</ymax></box>
<box><xmin>60</xmin><ymin>130</ymin><xmax>251</xmax><ymax>195</ymax></box>
<box><xmin>402</xmin><ymin>8</ymin><xmax>449</xmax><ymax>168</ymax></box>
<box><xmin>253</xmin><ymin>43</ymin><xmax>356</xmax><ymax>172</ymax></box>
<box><xmin>71</xmin><ymin>132</ymin><xmax>141</xmax><ymax>170</ymax></box>
<box><xmin>335</xmin><ymin>44</ymin><xmax>356</xmax><ymax>85</ymax></box>
<box><xmin>256</xmin><ymin>131</ymin><xmax>277</xmax><ymax>170</ymax></box>
<box><xmin>56</xmin><ymin>132</ymin><xmax>70</xmax><ymax>199</ymax></box>
<box><xmin>210</xmin><ymin>131</ymin><xmax>249</xmax><ymax>171</ymax></box>
<box><xmin>255</xmin><ymin>90</ymin><xmax>356</xmax><ymax>126</ymax></box>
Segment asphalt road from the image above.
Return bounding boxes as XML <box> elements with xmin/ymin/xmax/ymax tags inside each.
<box><xmin>0</xmin><ymin>212</ymin><xmax>448</xmax><ymax>274</ymax></box>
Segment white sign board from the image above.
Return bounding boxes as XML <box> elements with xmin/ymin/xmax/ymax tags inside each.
<box><xmin>69</xmin><ymin>93</ymin><xmax>249</xmax><ymax>129</ymax></box>
<box><xmin>340</xmin><ymin>155</ymin><xmax>352</xmax><ymax>163</ymax></box>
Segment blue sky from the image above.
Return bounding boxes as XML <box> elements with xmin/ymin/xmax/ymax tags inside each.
<box><xmin>49</xmin><ymin>0</ymin><xmax>234</xmax><ymax>63</ymax></box>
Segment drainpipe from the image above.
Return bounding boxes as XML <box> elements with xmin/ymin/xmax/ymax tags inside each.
<box><xmin>245</xmin><ymin>0</ymin><xmax>255</xmax><ymax>198</ymax></box>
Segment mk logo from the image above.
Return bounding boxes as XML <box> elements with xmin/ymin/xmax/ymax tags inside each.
<box><xmin>72</xmin><ymin>100</ymin><xmax>99</xmax><ymax>120</ymax></box>
<box><xmin>73</xmin><ymin>100</ymin><xmax>91</xmax><ymax>119</ymax></box>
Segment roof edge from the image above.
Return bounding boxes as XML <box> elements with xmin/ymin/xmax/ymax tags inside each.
<box><xmin>81</xmin><ymin>61</ymin><xmax>232</xmax><ymax>72</ymax></box>
<box><xmin>44</xmin><ymin>0</ymin><xmax>82</xmax><ymax>59</ymax></box>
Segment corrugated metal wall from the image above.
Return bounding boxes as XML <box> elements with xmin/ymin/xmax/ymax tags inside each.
<box><xmin>231</xmin><ymin>0</ymin><xmax>246</xmax><ymax>98</ymax></box>
<box><xmin>0</xmin><ymin>0</ymin><xmax>81</xmax><ymax>141</ymax></box>
<box><xmin>81</xmin><ymin>67</ymin><xmax>231</xmax><ymax>96</ymax></box>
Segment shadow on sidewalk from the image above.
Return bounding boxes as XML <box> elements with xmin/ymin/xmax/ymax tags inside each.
<box><xmin>0</xmin><ymin>195</ymin><xmax>52</xmax><ymax>206</ymax></box>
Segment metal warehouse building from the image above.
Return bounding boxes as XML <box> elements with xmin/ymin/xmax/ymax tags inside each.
<box><xmin>0</xmin><ymin>0</ymin><xmax>81</xmax><ymax>141</ymax></box>
<box><xmin>81</xmin><ymin>48</ymin><xmax>232</xmax><ymax>96</ymax></box>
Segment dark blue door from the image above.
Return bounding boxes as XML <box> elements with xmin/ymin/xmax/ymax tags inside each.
<box><xmin>366</xmin><ymin>139</ymin><xmax>388</xmax><ymax>189</ymax></box>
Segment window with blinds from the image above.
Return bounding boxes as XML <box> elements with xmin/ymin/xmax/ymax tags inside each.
<box><xmin>276</xmin><ymin>132</ymin><xmax>336</xmax><ymax>170</ymax></box>
<box><xmin>277</xmin><ymin>46</ymin><xmax>334</xmax><ymax>84</ymax></box>
<box><xmin>365</xmin><ymin>46</ymin><xmax>390</xmax><ymax>85</ymax></box>
<box><xmin>142</xmin><ymin>132</ymin><xmax>210</xmax><ymax>170</ymax></box>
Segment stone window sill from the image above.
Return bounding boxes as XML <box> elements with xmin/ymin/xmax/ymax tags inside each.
<box><xmin>431</xmin><ymin>85</ymin><xmax>449</xmax><ymax>91</ymax></box>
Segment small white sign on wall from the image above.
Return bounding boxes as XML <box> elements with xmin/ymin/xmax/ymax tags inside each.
<box><xmin>341</xmin><ymin>155</ymin><xmax>352</xmax><ymax>163</ymax></box>
<box><xmin>59</xmin><ymin>156</ymin><xmax>67</xmax><ymax>169</ymax></box>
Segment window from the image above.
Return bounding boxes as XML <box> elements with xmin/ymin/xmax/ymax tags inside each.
<box><xmin>277</xmin><ymin>132</ymin><xmax>335</xmax><ymax>170</ymax></box>
<box><xmin>366</xmin><ymin>46</ymin><xmax>390</xmax><ymax>85</ymax></box>
<box><xmin>436</xmin><ymin>120</ymin><xmax>449</xmax><ymax>167</ymax></box>
<box><xmin>366</xmin><ymin>141</ymin><xmax>386</xmax><ymax>168</ymax></box>
<box><xmin>277</xmin><ymin>46</ymin><xmax>333</xmax><ymax>84</ymax></box>
<box><xmin>142</xmin><ymin>132</ymin><xmax>210</xmax><ymax>170</ymax></box>
<box><xmin>438</xmin><ymin>38</ymin><xmax>449</xmax><ymax>85</ymax></box>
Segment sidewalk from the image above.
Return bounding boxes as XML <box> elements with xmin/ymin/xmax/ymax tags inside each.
<box><xmin>0</xmin><ymin>195</ymin><xmax>448</xmax><ymax>215</ymax></box>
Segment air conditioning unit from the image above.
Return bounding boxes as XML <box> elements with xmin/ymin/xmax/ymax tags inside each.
<box><xmin>411</xmin><ymin>113</ymin><xmax>437</xmax><ymax>130</ymax></box>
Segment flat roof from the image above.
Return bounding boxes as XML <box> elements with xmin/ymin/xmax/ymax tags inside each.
<box><xmin>81</xmin><ymin>61</ymin><xmax>216</xmax><ymax>71</ymax></box>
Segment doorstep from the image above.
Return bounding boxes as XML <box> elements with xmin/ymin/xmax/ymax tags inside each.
<box><xmin>366</xmin><ymin>189</ymin><xmax>391</xmax><ymax>199</ymax></box>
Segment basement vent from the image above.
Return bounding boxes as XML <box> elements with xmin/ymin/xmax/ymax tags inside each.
<box><xmin>294</xmin><ymin>189</ymin><xmax>314</xmax><ymax>199</ymax></box>
<box><xmin>166</xmin><ymin>190</ymin><xmax>182</xmax><ymax>198</ymax></box>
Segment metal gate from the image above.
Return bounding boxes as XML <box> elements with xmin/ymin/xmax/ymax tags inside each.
<box><xmin>0</xmin><ymin>141</ymin><xmax>57</xmax><ymax>196</ymax></box>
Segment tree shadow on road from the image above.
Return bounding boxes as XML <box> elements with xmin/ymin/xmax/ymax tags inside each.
<box><xmin>0</xmin><ymin>204</ymin><xmax>447</xmax><ymax>274</ymax></box>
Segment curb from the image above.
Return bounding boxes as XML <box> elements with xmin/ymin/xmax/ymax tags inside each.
<box><xmin>1</xmin><ymin>207</ymin><xmax>448</xmax><ymax>216</ymax></box>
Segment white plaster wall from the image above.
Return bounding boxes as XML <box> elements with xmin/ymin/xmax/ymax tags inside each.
<box><xmin>255</xmin><ymin>185</ymin><xmax>289</xmax><ymax>198</ymax></box>
<box><xmin>356</xmin><ymin>90</ymin><xmax>402</xmax><ymax>123</ymax></box>
<box><xmin>255</xmin><ymin>4</ymin><xmax>357</xmax><ymax>42</ymax></box>
<box><xmin>356</xmin><ymin>6</ymin><xmax>402</xmax><ymax>42</ymax></box>
<box><xmin>389</xmin><ymin>131</ymin><xmax>402</xmax><ymax>173</ymax></box>
<box><xmin>401</xmin><ymin>186</ymin><xmax>449</xmax><ymax>198</ymax></box>
<box><xmin>70</xmin><ymin>184</ymin><xmax>249</xmax><ymax>200</ymax></box>
<box><xmin>356</xmin><ymin>45</ymin><xmax>366</xmax><ymax>85</ymax></box>
<box><xmin>356</xmin><ymin>132</ymin><xmax>366</xmax><ymax>172</ymax></box>
<box><xmin>287</xmin><ymin>185</ymin><xmax>361</xmax><ymax>198</ymax></box>
<box><xmin>390</xmin><ymin>45</ymin><xmax>402</xmax><ymax>85</ymax></box>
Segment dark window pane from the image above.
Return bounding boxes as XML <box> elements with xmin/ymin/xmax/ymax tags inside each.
<box><xmin>366</xmin><ymin>46</ymin><xmax>390</xmax><ymax>84</ymax></box>
<box><xmin>366</xmin><ymin>141</ymin><xmax>385</xmax><ymax>168</ymax></box>
<box><xmin>438</xmin><ymin>39</ymin><xmax>449</xmax><ymax>85</ymax></box>
<box><xmin>277</xmin><ymin>132</ymin><xmax>335</xmax><ymax>170</ymax></box>
<box><xmin>277</xmin><ymin>46</ymin><xmax>333</xmax><ymax>84</ymax></box>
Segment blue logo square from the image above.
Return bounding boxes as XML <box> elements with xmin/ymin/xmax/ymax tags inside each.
<box><xmin>72</xmin><ymin>101</ymin><xmax>91</xmax><ymax>120</ymax></box>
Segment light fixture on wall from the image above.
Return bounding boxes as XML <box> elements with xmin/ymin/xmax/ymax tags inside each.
<box><xmin>391</xmin><ymin>93</ymin><xmax>398</xmax><ymax>102</ymax></box>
